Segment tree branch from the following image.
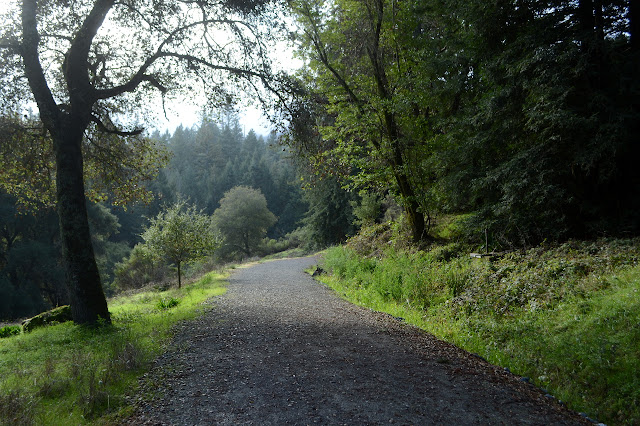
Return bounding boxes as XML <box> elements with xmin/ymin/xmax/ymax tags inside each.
<box><xmin>20</xmin><ymin>0</ymin><xmax>60</xmax><ymax>131</ymax></box>
<box><xmin>300</xmin><ymin>2</ymin><xmax>363</xmax><ymax>111</ymax></box>
<box><xmin>89</xmin><ymin>114</ymin><xmax>144</xmax><ymax>136</ymax></box>
<box><xmin>64</xmin><ymin>0</ymin><xmax>116</xmax><ymax>109</ymax></box>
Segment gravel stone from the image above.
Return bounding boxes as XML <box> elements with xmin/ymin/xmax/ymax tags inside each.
<box><xmin>127</xmin><ymin>256</ymin><xmax>589</xmax><ymax>425</ymax></box>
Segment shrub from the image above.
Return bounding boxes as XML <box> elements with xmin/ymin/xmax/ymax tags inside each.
<box><xmin>0</xmin><ymin>324</ymin><xmax>21</xmax><ymax>338</ymax></box>
<box><xmin>156</xmin><ymin>297</ymin><xmax>180</xmax><ymax>310</ymax></box>
<box><xmin>113</xmin><ymin>244</ymin><xmax>170</xmax><ymax>291</ymax></box>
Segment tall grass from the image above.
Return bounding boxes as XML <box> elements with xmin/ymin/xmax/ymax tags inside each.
<box><xmin>0</xmin><ymin>271</ymin><xmax>227</xmax><ymax>424</ymax></box>
<box><xmin>321</xmin><ymin>240</ymin><xmax>640</xmax><ymax>425</ymax></box>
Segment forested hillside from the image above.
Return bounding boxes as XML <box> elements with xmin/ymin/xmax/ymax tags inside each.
<box><xmin>0</xmin><ymin>117</ymin><xmax>314</xmax><ymax>320</ymax></box>
<box><xmin>283</xmin><ymin>0</ymin><xmax>639</xmax><ymax>246</ymax></box>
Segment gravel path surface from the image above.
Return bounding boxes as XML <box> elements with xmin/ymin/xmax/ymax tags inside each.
<box><xmin>129</xmin><ymin>256</ymin><xmax>588</xmax><ymax>425</ymax></box>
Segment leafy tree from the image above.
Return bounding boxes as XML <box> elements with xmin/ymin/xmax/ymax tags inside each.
<box><xmin>160</xmin><ymin>117</ymin><xmax>306</xmax><ymax>238</ymax></box>
<box><xmin>213</xmin><ymin>186</ymin><xmax>277</xmax><ymax>257</ymax></box>
<box><xmin>142</xmin><ymin>200</ymin><xmax>218</xmax><ymax>288</ymax></box>
<box><xmin>0</xmin><ymin>0</ymin><xmax>286</xmax><ymax>324</ymax></box>
<box><xmin>285</xmin><ymin>0</ymin><xmax>464</xmax><ymax>242</ymax></box>
<box><xmin>285</xmin><ymin>0</ymin><xmax>639</xmax><ymax>247</ymax></box>
<box><xmin>444</xmin><ymin>0</ymin><xmax>640</xmax><ymax>244</ymax></box>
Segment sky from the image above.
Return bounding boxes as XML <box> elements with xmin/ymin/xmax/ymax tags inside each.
<box><xmin>157</xmin><ymin>99</ymin><xmax>274</xmax><ymax>136</ymax></box>
<box><xmin>0</xmin><ymin>0</ymin><xmax>300</xmax><ymax>137</ymax></box>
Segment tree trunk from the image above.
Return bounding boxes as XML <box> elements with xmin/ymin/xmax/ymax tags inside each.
<box><xmin>54</xmin><ymin>121</ymin><xmax>110</xmax><ymax>325</ymax></box>
<box><xmin>21</xmin><ymin>0</ymin><xmax>111</xmax><ymax>326</ymax></box>
<box><xmin>365</xmin><ymin>0</ymin><xmax>427</xmax><ymax>243</ymax></box>
<box><xmin>631</xmin><ymin>0</ymin><xmax>640</xmax><ymax>50</ymax></box>
<box><xmin>394</xmin><ymin>173</ymin><xmax>426</xmax><ymax>243</ymax></box>
<box><xmin>177</xmin><ymin>261</ymin><xmax>182</xmax><ymax>289</ymax></box>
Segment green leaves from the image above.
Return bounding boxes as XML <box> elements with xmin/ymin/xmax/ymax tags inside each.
<box><xmin>142</xmin><ymin>200</ymin><xmax>219</xmax><ymax>287</ymax></box>
<box><xmin>288</xmin><ymin>0</ymin><xmax>640</xmax><ymax>245</ymax></box>
<box><xmin>212</xmin><ymin>186</ymin><xmax>277</xmax><ymax>257</ymax></box>
<box><xmin>0</xmin><ymin>115</ymin><xmax>170</xmax><ymax>211</ymax></box>
<box><xmin>0</xmin><ymin>116</ymin><xmax>56</xmax><ymax>211</ymax></box>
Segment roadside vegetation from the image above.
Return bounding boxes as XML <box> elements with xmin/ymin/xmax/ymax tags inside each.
<box><xmin>319</xmin><ymin>223</ymin><xmax>640</xmax><ymax>425</ymax></box>
<box><xmin>0</xmin><ymin>271</ymin><xmax>227</xmax><ymax>424</ymax></box>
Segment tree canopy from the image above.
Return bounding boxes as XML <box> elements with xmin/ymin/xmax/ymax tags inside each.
<box><xmin>142</xmin><ymin>200</ymin><xmax>218</xmax><ymax>288</ymax></box>
<box><xmin>0</xmin><ymin>0</ymin><xmax>287</xmax><ymax>324</ymax></box>
<box><xmin>213</xmin><ymin>185</ymin><xmax>277</xmax><ymax>257</ymax></box>
<box><xmin>285</xmin><ymin>0</ymin><xmax>640</xmax><ymax>247</ymax></box>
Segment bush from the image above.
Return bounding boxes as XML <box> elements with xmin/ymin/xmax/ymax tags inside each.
<box><xmin>0</xmin><ymin>324</ymin><xmax>21</xmax><ymax>338</ymax></box>
<box><xmin>156</xmin><ymin>297</ymin><xmax>180</xmax><ymax>310</ymax></box>
<box><xmin>113</xmin><ymin>244</ymin><xmax>170</xmax><ymax>291</ymax></box>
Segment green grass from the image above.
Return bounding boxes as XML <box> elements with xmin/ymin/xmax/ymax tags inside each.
<box><xmin>261</xmin><ymin>247</ymin><xmax>312</xmax><ymax>261</ymax></box>
<box><xmin>0</xmin><ymin>270</ymin><xmax>227</xmax><ymax>425</ymax></box>
<box><xmin>319</xmin><ymin>240</ymin><xmax>640</xmax><ymax>425</ymax></box>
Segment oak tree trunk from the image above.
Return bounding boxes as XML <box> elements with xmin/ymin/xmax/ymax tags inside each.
<box><xmin>54</xmin><ymin>120</ymin><xmax>111</xmax><ymax>324</ymax></box>
<box><xmin>21</xmin><ymin>0</ymin><xmax>111</xmax><ymax>325</ymax></box>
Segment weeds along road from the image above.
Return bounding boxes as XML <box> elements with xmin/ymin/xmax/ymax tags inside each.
<box><xmin>130</xmin><ymin>256</ymin><xmax>588</xmax><ymax>425</ymax></box>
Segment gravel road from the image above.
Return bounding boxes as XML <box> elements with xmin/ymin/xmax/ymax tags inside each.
<box><xmin>129</xmin><ymin>256</ymin><xmax>588</xmax><ymax>425</ymax></box>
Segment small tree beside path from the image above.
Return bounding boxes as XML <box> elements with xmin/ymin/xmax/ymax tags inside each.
<box><xmin>142</xmin><ymin>200</ymin><xmax>219</xmax><ymax>288</ymax></box>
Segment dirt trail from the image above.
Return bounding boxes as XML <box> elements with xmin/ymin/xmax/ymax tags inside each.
<box><xmin>129</xmin><ymin>256</ymin><xmax>588</xmax><ymax>425</ymax></box>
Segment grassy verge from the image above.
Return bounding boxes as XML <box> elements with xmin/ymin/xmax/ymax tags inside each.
<box><xmin>319</xmin><ymin>239</ymin><xmax>640</xmax><ymax>425</ymax></box>
<box><xmin>261</xmin><ymin>247</ymin><xmax>312</xmax><ymax>261</ymax></box>
<box><xmin>0</xmin><ymin>271</ymin><xmax>227</xmax><ymax>425</ymax></box>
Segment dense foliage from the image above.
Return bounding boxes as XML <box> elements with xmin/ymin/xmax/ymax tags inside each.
<box><xmin>213</xmin><ymin>186</ymin><xmax>277</xmax><ymax>258</ymax></box>
<box><xmin>285</xmin><ymin>0</ymin><xmax>640</xmax><ymax>246</ymax></box>
<box><xmin>0</xmin><ymin>115</ymin><xmax>312</xmax><ymax>320</ymax></box>
<box><xmin>0</xmin><ymin>0</ymin><xmax>291</xmax><ymax>324</ymax></box>
<box><xmin>0</xmin><ymin>191</ymin><xmax>131</xmax><ymax>320</ymax></box>
<box><xmin>141</xmin><ymin>200</ymin><xmax>219</xmax><ymax>288</ymax></box>
<box><xmin>157</xmin><ymin>120</ymin><xmax>307</xmax><ymax>238</ymax></box>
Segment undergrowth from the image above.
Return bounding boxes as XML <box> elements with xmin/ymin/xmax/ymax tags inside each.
<box><xmin>0</xmin><ymin>270</ymin><xmax>227</xmax><ymax>424</ymax></box>
<box><xmin>320</xmin><ymin>237</ymin><xmax>640</xmax><ymax>425</ymax></box>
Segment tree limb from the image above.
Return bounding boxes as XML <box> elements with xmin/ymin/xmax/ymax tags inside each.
<box><xmin>20</xmin><ymin>0</ymin><xmax>60</xmax><ymax>131</ymax></box>
<box><xmin>64</xmin><ymin>0</ymin><xmax>116</xmax><ymax>109</ymax></box>
<box><xmin>89</xmin><ymin>114</ymin><xmax>144</xmax><ymax>136</ymax></box>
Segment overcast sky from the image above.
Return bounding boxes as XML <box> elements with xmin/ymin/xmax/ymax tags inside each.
<box><xmin>158</xmin><ymin>100</ymin><xmax>274</xmax><ymax>136</ymax></box>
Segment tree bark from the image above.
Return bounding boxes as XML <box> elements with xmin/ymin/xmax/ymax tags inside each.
<box><xmin>54</xmin><ymin>120</ymin><xmax>111</xmax><ymax>324</ymax></box>
<box><xmin>21</xmin><ymin>0</ymin><xmax>111</xmax><ymax>325</ymax></box>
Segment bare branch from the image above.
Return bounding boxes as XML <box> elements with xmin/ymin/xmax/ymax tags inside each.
<box><xmin>89</xmin><ymin>114</ymin><xmax>144</xmax><ymax>136</ymax></box>
<box><xmin>93</xmin><ymin>17</ymin><xmax>262</xmax><ymax>100</ymax></box>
